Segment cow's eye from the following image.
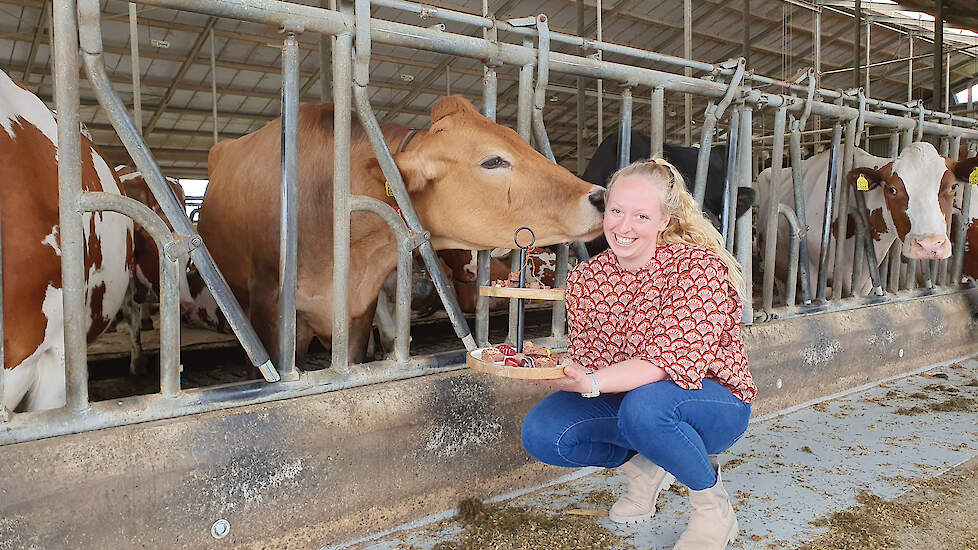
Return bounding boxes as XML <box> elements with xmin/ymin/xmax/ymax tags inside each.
<box><xmin>886</xmin><ymin>185</ymin><xmax>898</xmax><ymax>196</ymax></box>
<box><xmin>952</xmin><ymin>183</ymin><xmax>960</xmax><ymax>191</ymax></box>
<box><xmin>480</xmin><ymin>156</ymin><xmax>510</xmax><ymax>169</ymax></box>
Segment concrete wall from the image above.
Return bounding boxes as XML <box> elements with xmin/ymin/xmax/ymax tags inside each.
<box><xmin>2</xmin><ymin>290</ymin><xmax>977</xmax><ymax>549</ymax></box>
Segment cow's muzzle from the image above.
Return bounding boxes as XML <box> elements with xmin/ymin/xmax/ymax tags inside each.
<box><xmin>904</xmin><ymin>234</ymin><xmax>951</xmax><ymax>260</ymax></box>
<box><xmin>588</xmin><ymin>187</ymin><xmax>606</xmax><ymax>213</ymax></box>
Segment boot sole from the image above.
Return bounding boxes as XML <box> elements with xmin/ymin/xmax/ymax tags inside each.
<box><xmin>609</xmin><ymin>473</ymin><xmax>676</xmax><ymax>524</ymax></box>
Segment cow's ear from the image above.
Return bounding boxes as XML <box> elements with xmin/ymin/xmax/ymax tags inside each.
<box><xmin>952</xmin><ymin>155</ymin><xmax>978</xmax><ymax>185</ymax></box>
<box><xmin>847</xmin><ymin>166</ymin><xmax>887</xmax><ymax>191</ymax></box>
<box><xmin>431</xmin><ymin>95</ymin><xmax>482</xmax><ymax>124</ymax></box>
<box><xmin>361</xmin><ymin>153</ymin><xmax>432</xmax><ymax>194</ymax></box>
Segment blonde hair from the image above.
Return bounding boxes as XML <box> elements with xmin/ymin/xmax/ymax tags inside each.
<box><xmin>607</xmin><ymin>158</ymin><xmax>746</xmax><ymax>299</ymax></box>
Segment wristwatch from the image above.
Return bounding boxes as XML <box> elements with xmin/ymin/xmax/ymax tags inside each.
<box><xmin>582</xmin><ymin>370</ymin><xmax>601</xmax><ymax>398</ymax></box>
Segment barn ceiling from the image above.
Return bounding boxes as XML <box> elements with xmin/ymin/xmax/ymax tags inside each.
<box><xmin>2</xmin><ymin>0</ymin><xmax>977</xmax><ymax>178</ymax></box>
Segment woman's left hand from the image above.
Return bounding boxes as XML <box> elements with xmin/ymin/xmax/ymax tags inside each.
<box><xmin>535</xmin><ymin>362</ymin><xmax>592</xmax><ymax>393</ymax></box>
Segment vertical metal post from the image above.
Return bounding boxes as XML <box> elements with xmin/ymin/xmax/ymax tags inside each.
<box><xmin>742</xmin><ymin>0</ymin><xmax>750</xmax><ymax>64</ymax></box>
<box><xmin>865</xmin><ymin>22</ymin><xmax>871</xmax><ymax>99</ymax></box>
<box><xmin>618</xmin><ymin>87</ymin><xmax>633</xmax><ymax>169</ymax></box>
<box><xmin>853</xmin><ymin>0</ymin><xmax>861</xmax><ymax>90</ymax></box>
<box><xmin>889</xmin><ymin>131</ymin><xmax>900</xmax><ymax>157</ymax></box>
<box><xmin>722</xmin><ymin>109</ymin><xmax>740</xmax><ymax>251</ymax></box>
<box><xmin>908</xmin><ymin>34</ymin><xmax>914</xmax><ymax>102</ymax></box>
<box><xmin>476</xmin><ymin>21</ymin><xmax>496</xmax><ymax>348</ymax></box>
<box><xmin>762</xmin><ymin>106</ymin><xmax>786</xmax><ymax>312</ymax></box>
<box><xmin>331</xmin><ymin>32</ymin><xmax>353</xmax><ymax>373</ymax></box>
<box><xmin>735</xmin><ymin>105</ymin><xmax>753</xmax><ymax>323</ymax></box>
<box><xmin>551</xmin><ymin>243</ymin><xmax>569</xmax><ymax>340</ymax></box>
<box><xmin>650</xmin><ymin>86</ymin><xmax>664</xmax><ymax>158</ymax></box>
<box><xmin>210</xmin><ymin>28</ymin><xmax>219</xmax><ymax>145</ymax></box>
<box><xmin>934</xmin><ymin>0</ymin><xmax>944</xmax><ymax>112</ymax></box>
<box><xmin>952</xmin><ymin>140</ymin><xmax>973</xmax><ymax>284</ymax></box>
<box><xmin>128</xmin><ymin>2</ymin><xmax>142</xmax><ymax>132</ymax></box>
<box><xmin>789</xmin><ymin>117</ymin><xmax>813</xmax><ymax>303</ymax></box>
<box><xmin>683</xmin><ymin>0</ymin><xmax>692</xmax><ymax>146</ymax></box>
<box><xmin>596</xmin><ymin>0</ymin><xmax>603</xmax><ymax>143</ymax></box>
<box><xmin>832</xmin><ymin>118</ymin><xmax>858</xmax><ymax>301</ymax></box>
<box><xmin>278</xmin><ymin>32</ymin><xmax>300</xmax><ymax>380</ymax></box>
<box><xmin>576</xmin><ymin>0</ymin><xmax>586</xmax><ymax>175</ymax></box>
<box><xmin>54</xmin><ymin>0</ymin><xmax>89</xmax><ymax>412</ymax></box>
<box><xmin>0</xmin><ymin>204</ymin><xmax>5</xmax><ymax>421</ymax></box>
<box><xmin>886</xmin><ymin>240</ymin><xmax>900</xmax><ymax>293</ymax></box>
<box><xmin>814</xmin><ymin>8</ymin><xmax>822</xmax><ymax>134</ymax></box>
<box><xmin>510</xmin><ymin>54</ymin><xmax>533</xmax><ymax>344</ymax></box>
<box><xmin>817</xmin><ymin>123</ymin><xmax>843</xmax><ymax>302</ymax></box>
<box><xmin>320</xmin><ymin>0</ymin><xmax>332</xmax><ymax>103</ymax></box>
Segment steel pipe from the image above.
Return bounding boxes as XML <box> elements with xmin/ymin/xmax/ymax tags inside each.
<box><xmin>332</xmin><ymin>32</ymin><xmax>353</xmax><ymax>373</ymax></box>
<box><xmin>128</xmin><ymin>2</ymin><xmax>142</xmax><ymax>132</ymax></box>
<box><xmin>618</xmin><ymin>87</ymin><xmax>633</xmax><ymax>170</ymax></box>
<box><xmin>816</xmin><ymin>123</ymin><xmax>843</xmax><ymax>302</ymax></box>
<box><xmin>735</xmin><ymin>105</ymin><xmax>754</xmax><ymax>323</ymax></box>
<box><xmin>789</xmin><ymin>117</ymin><xmax>813</xmax><ymax>303</ymax></box>
<box><xmin>693</xmin><ymin>58</ymin><xmax>746</xmax><ymax>206</ymax></box>
<box><xmin>278</xmin><ymin>32</ymin><xmax>300</xmax><ymax>380</ymax></box>
<box><xmin>723</xmin><ymin>108</ymin><xmax>741</xmax><ymax>252</ymax></box>
<box><xmin>79</xmin><ymin>192</ymin><xmax>183</xmax><ymax>397</ymax></box>
<box><xmin>55</xmin><ymin>0</ymin><xmax>91</xmax><ymax>412</ymax></box>
<box><xmin>832</xmin><ymin>117</ymin><xmax>859</xmax><ymax>301</ymax></box>
<box><xmin>779</xmin><ymin>205</ymin><xmax>802</xmax><ymax>309</ymax></box>
<box><xmin>530</xmin><ymin>16</ymin><xmax>555</xmax><ymax>163</ymax></box>
<box><xmin>650</xmin><ymin>86</ymin><xmax>664</xmax><ymax>158</ymax></box>
<box><xmin>762</xmin><ymin>106</ymin><xmax>787</xmax><ymax>312</ymax></box>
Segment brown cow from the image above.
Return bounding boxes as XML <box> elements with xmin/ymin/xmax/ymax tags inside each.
<box><xmin>1</xmin><ymin>69</ymin><xmax>133</xmax><ymax>411</ymax></box>
<box><xmin>199</xmin><ymin>96</ymin><xmax>604</xmax><ymax>364</ymax></box>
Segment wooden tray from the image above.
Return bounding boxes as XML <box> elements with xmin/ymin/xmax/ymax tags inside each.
<box><xmin>466</xmin><ymin>348</ymin><xmax>566</xmax><ymax>379</ymax></box>
<box><xmin>479</xmin><ymin>286</ymin><xmax>565</xmax><ymax>301</ymax></box>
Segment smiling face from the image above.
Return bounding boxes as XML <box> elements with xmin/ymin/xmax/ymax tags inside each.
<box><xmin>603</xmin><ymin>175</ymin><xmax>671</xmax><ymax>270</ymax></box>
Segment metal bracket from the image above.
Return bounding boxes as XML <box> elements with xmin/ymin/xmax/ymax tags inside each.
<box><xmin>164</xmin><ymin>233</ymin><xmax>203</xmax><ymax>262</ymax></box>
<box><xmin>279</xmin><ymin>22</ymin><xmax>304</xmax><ymax>34</ymax></box>
<box><xmin>427</xmin><ymin>23</ymin><xmax>446</xmax><ymax>32</ymax></box>
<box><xmin>506</xmin><ymin>16</ymin><xmax>537</xmax><ymax>27</ymax></box>
<box><xmin>403</xmin><ymin>230</ymin><xmax>431</xmax><ymax>252</ymax></box>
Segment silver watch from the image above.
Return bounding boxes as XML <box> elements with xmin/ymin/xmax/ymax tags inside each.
<box><xmin>582</xmin><ymin>371</ymin><xmax>600</xmax><ymax>398</ymax></box>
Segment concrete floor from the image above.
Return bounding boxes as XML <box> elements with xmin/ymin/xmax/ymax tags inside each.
<box><xmin>329</xmin><ymin>358</ymin><xmax>978</xmax><ymax>550</ymax></box>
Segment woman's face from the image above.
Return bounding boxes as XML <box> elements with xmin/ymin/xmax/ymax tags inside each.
<box><xmin>603</xmin><ymin>175</ymin><xmax>670</xmax><ymax>269</ymax></box>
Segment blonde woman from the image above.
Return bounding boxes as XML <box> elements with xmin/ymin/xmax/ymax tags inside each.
<box><xmin>521</xmin><ymin>159</ymin><xmax>756</xmax><ymax>549</ymax></box>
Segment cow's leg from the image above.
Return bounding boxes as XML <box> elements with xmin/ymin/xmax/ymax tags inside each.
<box><xmin>295</xmin><ymin>314</ymin><xmax>316</xmax><ymax>368</ymax></box>
<box><xmin>247</xmin><ymin>287</ymin><xmax>281</xmax><ymax>377</ymax></box>
<box><xmin>122</xmin><ymin>282</ymin><xmax>149</xmax><ymax>377</ymax></box>
<box><xmin>349</xmin><ymin>299</ymin><xmax>379</xmax><ymax>365</ymax></box>
<box><xmin>22</xmin><ymin>348</ymin><xmax>67</xmax><ymax>412</ymax></box>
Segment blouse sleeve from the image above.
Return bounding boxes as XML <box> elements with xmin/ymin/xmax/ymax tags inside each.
<box><xmin>643</xmin><ymin>253</ymin><xmax>740</xmax><ymax>390</ymax></box>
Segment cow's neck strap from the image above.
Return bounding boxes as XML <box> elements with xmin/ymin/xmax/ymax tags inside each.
<box><xmin>387</xmin><ymin>128</ymin><xmax>422</xmax><ymax>226</ymax></box>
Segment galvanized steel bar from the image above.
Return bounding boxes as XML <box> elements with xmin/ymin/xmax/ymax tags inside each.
<box><xmin>722</xmin><ymin>108</ymin><xmax>741</xmax><ymax>252</ymax></box>
<box><xmin>351</xmin><ymin>90</ymin><xmax>475</xmax><ymax>352</ymax></box>
<box><xmin>476</xmin><ymin>45</ymin><xmax>497</xmax><ymax>348</ymax></box>
<box><xmin>531</xmin><ymin>16</ymin><xmax>555</xmax><ymax>163</ymax></box>
<box><xmin>832</xmin><ymin>118</ymin><xmax>859</xmax><ymax>301</ymax></box>
<box><xmin>889</xmin><ymin>131</ymin><xmax>901</xmax><ymax>157</ymax></box>
<box><xmin>210</xmin><ymin>28</ymin><xmax>219</xmax><ymax>144</ymax></box>
<box><xmin>779</xmin><ymin>205</ymin><xmax>802</xmax><ymax>309</ymax></box>
<box><xmin>650</xmin><ymin>86</ymin><xmax>664</xmax><ymax>158</ymax></box>
<box><xmin>552</xmin><ymin>243</ymin><xmax>569</xmax><ymax>340</ymax></box>
<box><xmin>886</xmin><ymin>240</ymin><xmax>900</xmax><ymax>293</ymax></box>
<box><xmin>348</xmin><ymin>196</ymin><xmax>415</xmax><ymax>363</ymax></box>
<box><xmin>789</xmin><ymin>117</ymin><xmax>813</xmax><ymax>303</ymax></box>
<box><xmin>952</xmin><ymin>161</ymin><xmax>974</xmax><ymax>285</ymax></box>
<box><xmin>851</xmin><ymin>189</ymin><xmax>884</xmax><ymax>296</ymax></box>
<box><xmin>683</xmin><ymin>0</ymin><xmax>691</xmax><ymax>146</ymax></box>
<box><xmin>320</xmin><ymin>0</ymin><xmax>332</xmax><ymax>103</ymax></box>
<box><xmin>79</xmin><ymin>192</ymin><xmax>182</xmax><ymax>398</ymax></box>
<box><xmin>735</xmin><ymin>105</ymin><xmax>753</xmax><ymax>323</ymax></box>
<box><xmin>278</xmin><ymin>32</ymin><xmax>300</xmax><ymax>380</ymax></box>
<box><xmin>618</xmin><ymin>87</ymin><xmax>633</xmax><ymax>169</ymax></box>
<box><xmin>693</xmin><ymin>58</ymin><xmax>746</xmax><ymax>206</ymax></box>
<box><xmin>77</xmin><ymin>0</ymin><xmax>279</xmax><ymax>382</ymax></box>
<box><xmin>0</xmin><ymin>201</ymin><xmax>5</xmax><ymax>421</ymax></box>
<box><xmin>816</xmin><ymin>123</ymin><xmax>843</xmax><ymax>302</ymax></box>
<box><xmin>332</xmin><ymin>32</ymin><xmax>353</xmax><ymax>373</ymax></box>
<box><xmin>762</xmin><ymin>106</ymin><xmax>787</xmax><ymax>312</ymax></box>
<box><xmin>54</xmin><ymin>0</ymin><xmax>90</xmax><ymax>412</ymax></box>
<box><xmin>128</xmin><ymin>2</ymin><xmax>142</xmax><ymax>131</ymax></box>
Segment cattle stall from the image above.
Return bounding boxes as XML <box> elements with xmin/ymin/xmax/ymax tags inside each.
<box><xmin>3</xmin><ymin>0</ymin><xmax>978</xmax><ymax>547</ymax></box>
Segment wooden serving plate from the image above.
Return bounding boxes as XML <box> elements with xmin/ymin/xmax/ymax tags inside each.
<box><xmin>466</xmin><ymin>348</ymin><xmax>566</xmax><ymax>380</ymax></box>
<box><xmin>479</xmin><ymin>286</ymin><xmax>565</xmax><ymax>301</ymax></box>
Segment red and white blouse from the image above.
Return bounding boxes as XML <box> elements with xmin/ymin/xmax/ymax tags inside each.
<box><xmin>565</xmin><ymin>241</ymin><xmax>756</xmax><ymax>403</ymax></box>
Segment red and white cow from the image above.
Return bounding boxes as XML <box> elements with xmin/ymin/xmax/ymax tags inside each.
<box><xmin>114</xmin><ymin>166</ymin><xmax>190</xmax><ymax>374</ymax></box>
<box><xmin>756</xmin><ymin>142</ymin><xmax>978</xmax><ymax>296</ymax></box>
<box><xmin>1</xmin><ymin>69</ymin><xmax>132</xmax><ymax>411</ymax></box>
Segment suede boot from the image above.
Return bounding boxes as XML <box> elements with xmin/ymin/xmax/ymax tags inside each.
<box><xmin>609</xmin><ymin>454</ymin><xmax>675</xmax><ymax>524</ymax></box>
<box><xmin>673</xmin><ymin>465</ymin><xmax>738</xmax><ymax>550</ymax></box>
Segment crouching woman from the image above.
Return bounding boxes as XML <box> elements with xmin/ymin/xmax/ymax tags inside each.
<box><xmin>521</xmin><ymin>159</ymin><xmax>756</xmax><ymax>550</ymax></box>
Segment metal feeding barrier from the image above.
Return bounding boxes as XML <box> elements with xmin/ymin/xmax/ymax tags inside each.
<box><xmin>3</xmin><ymin>0</ymin><xmax>978</xmax><ymax>445</ymax></box>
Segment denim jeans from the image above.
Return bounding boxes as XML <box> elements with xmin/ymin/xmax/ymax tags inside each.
<box><xmin>521</xmin><ymin>378</ymin><xmax>751</xmax><ymax>490</ymax></box>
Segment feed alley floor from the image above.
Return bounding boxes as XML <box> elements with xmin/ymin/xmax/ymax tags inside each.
<box><xmin>330</xmin><ymin>358</ymin><xmax>978</xmax><ymax>550</ymax></box>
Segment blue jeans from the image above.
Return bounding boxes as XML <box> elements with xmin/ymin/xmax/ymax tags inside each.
<box><xmin>521</xmin><ymin>378</ymin><xmax>751</xmax><ymax>490</ymax></box>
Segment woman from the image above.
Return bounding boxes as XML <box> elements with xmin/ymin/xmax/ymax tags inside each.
<box><xmin>521</xmin><ymin>159</ymin><xmax>755</xmax><ymax>549</ymax></box>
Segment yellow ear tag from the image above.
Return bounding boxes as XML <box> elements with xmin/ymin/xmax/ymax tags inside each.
<box><xmin>856</xmin><ymin>174</ymin><xmax>869</xmax><ymax>191</ymax></box>
<box><xmin>970</xmin><ymin>167</ymin><xmax>978</xmax><ymax>186</ymax></box>
<box><xmin>385</xmin><ymin>180</ymin><xmax>395</xmax><ymax>196</ymax></box>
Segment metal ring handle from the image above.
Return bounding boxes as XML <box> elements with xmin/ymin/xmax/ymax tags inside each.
<box><xmin>514</xmin><ymin>226</ymin><xmax>536</xmax><ymax>249</ymax></box>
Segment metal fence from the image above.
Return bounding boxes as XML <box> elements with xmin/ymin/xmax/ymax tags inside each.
<box><xmin>3</xmin><ymin>0</ymin><xmax>978</xmax><ymax>446</ymax></box>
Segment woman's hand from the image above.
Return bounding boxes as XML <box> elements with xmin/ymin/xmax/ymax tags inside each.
<box><xmin>534</xmin><ymin>362</ymin><xmax>592</xmax><ymax>393</ymax></box>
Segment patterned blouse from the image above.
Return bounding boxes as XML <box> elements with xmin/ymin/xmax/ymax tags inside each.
<box><xmin>565</xmin><ymin>241</ymin><xmax>756</xmax><ymax>403</ymax></box>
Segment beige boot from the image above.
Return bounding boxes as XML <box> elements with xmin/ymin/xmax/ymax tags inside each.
<box><xmin>673</xmin><ymin>466</ymin><xmax>738</xmax><ymax>550</ymax></box>
<box><xmin>609</xmin><ymin>454</ymin><xmax>675</xmax><ymax>524</ymax></box>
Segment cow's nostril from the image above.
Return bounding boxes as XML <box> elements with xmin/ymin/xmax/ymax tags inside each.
<box><xmin>588</xmin><ymin>190</ymin><xmax>605</xmax><ymax>213</ymax></box>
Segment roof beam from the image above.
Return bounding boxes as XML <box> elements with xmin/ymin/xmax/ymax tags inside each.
<box><xmin>143</xmin><ymin>16</ymin><xmax>218</xmax><ymax>136</ymax></box>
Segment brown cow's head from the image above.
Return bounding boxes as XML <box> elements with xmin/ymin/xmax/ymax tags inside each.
<box><xmin>371</xmin><ymin>96</ymin><xmax>605</xmax><ymax>250</ymax></box>
<box><xmin>847</xmin><ymin>142</ymin><xmax>975</xmax><ymax>261</ymax></box>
